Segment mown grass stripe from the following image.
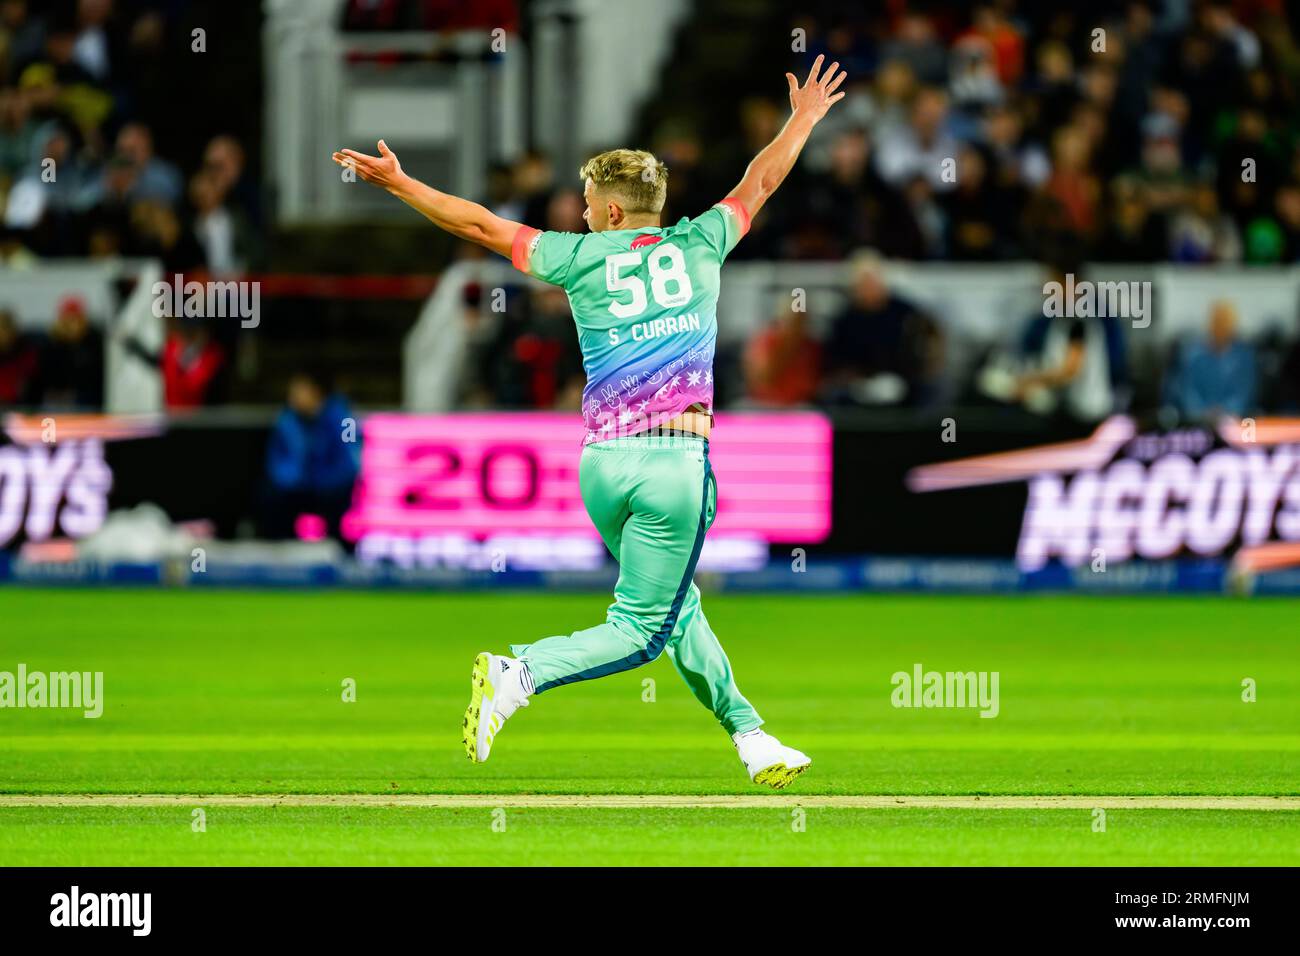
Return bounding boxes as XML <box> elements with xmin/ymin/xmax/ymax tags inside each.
<box><xmin>1</xmin><ymin>795</ymin><xmax>1296</xmax><ymax>810</ymax></box>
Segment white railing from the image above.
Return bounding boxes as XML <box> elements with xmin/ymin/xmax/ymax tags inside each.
<box><xmin>263</xmin><ymin>0</ymin><xmax>526</xmax><ymax>224</ymax></box>
<box><xmin>105</xmin><ymin>260</ymin><xmax>164</xmax><ymax>414</ymax></box>
<box><xmin>402</xmin><ymin>259</ymin><xmax>498</xmax><ymax>411</ymax></box>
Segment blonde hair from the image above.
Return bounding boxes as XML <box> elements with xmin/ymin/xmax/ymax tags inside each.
<box><xmin>578</xmin><ymin>149</ymin><xmax>668</xmax><ymax>214</ymax></box>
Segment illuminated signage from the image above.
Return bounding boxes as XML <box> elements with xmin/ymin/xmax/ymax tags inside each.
<box><xmin>0</xmin><ymin>439</ymin><xmax>112</xmax><ymax>548</ymax></box>
<box><xmin>342</xmin><ymin>412</ymin><xmax>832</xmax><ymax>568</ymax></box>
<box><xmin>907</xmin><ymin>416</ymin><xmax>1300</xmax><ymax>572</ymax></box>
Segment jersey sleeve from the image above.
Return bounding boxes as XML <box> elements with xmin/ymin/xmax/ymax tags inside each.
<box><xmin>690</xmin><ymin>198</ymin><xmax>752</xmax><ymax>261</ymax></box>
<box><xmin>511</xmin><ymin>226</ymin><xmax>584</xmax><ymax>287</ymax></box>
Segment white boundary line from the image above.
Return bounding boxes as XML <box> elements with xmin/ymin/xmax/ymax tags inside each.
<box><xmin>0</xmin><ymin>795</ymin><xmax>1297</xmax><ymax>810</ymax></box>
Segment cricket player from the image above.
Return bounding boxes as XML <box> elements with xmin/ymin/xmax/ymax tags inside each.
<box><xmin>334</xmin><ymin>56</ymin><xmax>846</xmax><ymax>788</ymax></box>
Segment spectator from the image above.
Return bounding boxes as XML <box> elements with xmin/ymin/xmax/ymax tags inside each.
<box><xmin>948</xmin><ymin>32</ymin><xmax>1003</xmax><ymax>113</ymax></box>
<box><xmin>806</xmin><ymin>18</ymin><xmax>875</xmax><ymax>81</ymax></box>
<box><xmin>1242</xmin><ymin>211</ymin><xmax>1286</xmax><ymax>264</ymax></box>
<box><xmin>509</xmin><ymin>149</ymin><xmax>555</xmax><ymax>230</ymax></box>
<box><xmin>862</xmin><ymin>58</ymin><xmax>916</xmax><ymax>138</ymax></box>
<box><xmin>3</xmin><ymin>123</ymin><xmax>97</xmax><ymax>234</ymax></box>
<box><xmin>260</xmin><ymin>368</ymin><xmax>361</xmax><ymax>542</ymax></box>
<box><xmin>0</xmin><ymin>83</ymin><xmax>47</xmax><ymax>181</ymax></box>
<box><xmin>33</xmin><ymin>294</ymin><xmax>101</xmax><ymax>407</ymax></box>
<box><xmin>125</xmin><ymin>315</ymin><xmax>226</xmax><ymax>409</ymax></box>
<box><xmin>160</xmin><ymin>317</ymin><xmax>224</xmax><ymax>408</ymax></box>
<box><xmin>473</xmin><ymin>286</ymin><xmax>584</xmax><ymax>410</ymax></box>
<box><xmin>802</xmin><ymin>59</ymin><xmax>897</xmax><ymax>175</ymax></box>
<box><xmin>1132</xmin><ymin>112</ymin><xmax>1190</xmax><ymax>218</ymax></box>
<box><xmin>873</xmin><ymin>87</ymin><xmax>959</xmax><ymax>194</ymax></box>
<box><xmin>106</xmin><ymin>122</ymin><xmax>182</xmax><ymax>205</ymax></box>
<box><xmin>91</xmin><ymin>147</ymin><xmax>135</xmax><ymax>210</ymax></box>
<box><xmin>822</xmin><ymin>251</ymin><xmax>943</xmax><ymax>407</ymax></box>
<box><xmin>800</xmin><ymin>127</ymin><xmax>885</xmax><ymax>255</ymax></box>
<box><xmin>743</xmin><ymin>301</ymin><xmax>820</xmax><ymax>406</ymax></box>
<box><xmin>1097</xmin><ymin>175</ymin><xmax>1168</xmax><ymax>262</ymax></box>
<box><xmin>189</xmin><ymin>168</ymin><xmax>255</xmax><ymax>276</ymax></box>
<box><xmin>1161</xmin><ymin>16</ymin><xmax>1239</xmax><ymax>143</ymax></box>
<box><xmin>1027</xmin><ymin>40</ymin><xmax>1078</xmax><ymax>143</ymax></box>
<box><xmin>1275</xmin><ymin>182</ymin><xmax>1300</xmax><ymax>263</ymax></box>
<box><xmin>129</xmin><ymin>199</ymin><xmax>204</xmax><ymax>273</ymax></box>
<box><xmin>981</xmin><ymin>100</ymin><xmax>1049</xmax><ymax>190</ymax></box>
<box><xmin>543</xmin><ymin>188</ymin><xmax>585</xmax><ymax>233</ymax></box>
<box><xmin>202</xmin><ymin>134</ymin><xmax>261</xmax><ymax>227</ymax></box>
<box><xmin>1113</xmin><ymin>6</ymin><xmax>1168</xmax><ymax>155</ymax></box>
<box><xmin>1166</xmin><ymin>300</ymin><xmax>1257</xmax><ymax>421</ymax></box>
<box><xmin>963</xmin><ymin>3</ymin><xmax>1025</xmax><ymax>87</ymax></box>
<box><xmin>944</xmin><ymin>142</ymin><xmax>1019</xmax><ymax>260</ymax></box>
<box><xmin>1216</xmin><ymin>108</ymin><xmax>1279</xmax><ymax>231</ymax></box>
<box><xmin>0</xmin><ymin>306</ymin><xmax>37</xmax><ymax>405</ymax></box>
<box><xmin>880</xmin><ymin>14</ymin><xmax>947</xmax><ymax>87</ymax></box>
<box><xmin>653</xmin><ymin>126</ymin><xmax>714</xmax><ymax>225</ymax></box>
<box><xmin>1003</xmin><ymin>268</ymin><xmax>1126</xmax><ymax>424</ymax></box>
<box><xmin>26</xmin><ymin>15</ymin><xmax>113</xmax><ymax>133</ymax></box>
<box><xmin>0</xmin><ymin>2</ymin><xmax>48</xmax><ymax>78</ymax></box>
<box><xmin>71</xmin><ymin>0</ymin><xmax>115</xmax><ymax>83</ymax></box>
<box><xmin>1039</xmin><ymin>123</ymin><xmax>1100</xmax><ymax>242</ymax></box>
<box><xmin>897</xmin><ymin>173</ymin><xmax>947</xmax><ymax>259</ymax></box>
<box><xmin>1169</xmin><ymin>181</ymin><xmax>1242</xmax><ymax>263</ymax></box>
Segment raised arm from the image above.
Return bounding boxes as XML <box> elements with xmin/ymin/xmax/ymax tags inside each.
<box><xmin>729</xmin><ymin>55</ymin><xmax>847</xmax><ymax>220</ymax></box>
<box><xmin>332</xmin><ymin>140</ymin><xmax>523</xmax><ymax>258</ymax></box>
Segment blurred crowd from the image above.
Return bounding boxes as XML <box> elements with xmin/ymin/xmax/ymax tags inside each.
<box><xmin>0</xmin><ymin>0</ymin><xmax>263</xmax><ymax>412</ymax></box>
<box><xmin>0</xmin><ymin>296</ymin><xmax>240</xmax><ymax>411</ymax></box>
<box><xmin>452</xmin><ymin>0</ymin><xmax>1300</xmax><ymax>426</ymax></box>
<box><xmin>736</xmin><ymin>254</ymin><xmax>1300</xmax><ymax>425</ymax></box>
<box><xmin>0</xmin><ymin>297</ymin><xmax>101</xmax><ymax>407</ymax></box>
<box><xmin>458</xmin><ymin>238</ymin><xmax>1300</xmax><ymax>428</ymax></box>
<box><xmin>653</xmin><ymin>0</ymin><xmax>1300</xmax><ymax>266</ymax></box>
<box><xmin>0</xmin><ymin>0</ymin><xmax>261</xmax><ymax>271</ymax></box>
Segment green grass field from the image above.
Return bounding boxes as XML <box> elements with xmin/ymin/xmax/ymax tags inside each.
<box><xmin>1</xmin><ymin>589</ymin><xmax>1297</xmax><ymax>865</ymax></box>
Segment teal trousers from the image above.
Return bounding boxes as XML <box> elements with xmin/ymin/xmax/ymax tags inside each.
<box><xmin>510</xmin><ymin>435</ymin><xmax>763</xmax><ymax>736</ymax></box>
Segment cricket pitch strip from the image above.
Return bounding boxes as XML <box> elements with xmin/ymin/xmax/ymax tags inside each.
<box><xmin>1</xmin><ymin>795</ymin><xmax>1296</xmax><ymax>810</ymax></box>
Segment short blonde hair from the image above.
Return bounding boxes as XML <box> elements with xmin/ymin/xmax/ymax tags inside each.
<box><xmin>578</xmin><ymin>149</ymin><xmax>668</xmax><ymax>214</ymax></box>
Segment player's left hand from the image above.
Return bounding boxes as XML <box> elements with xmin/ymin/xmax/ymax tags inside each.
<box><xmin>332</xmin><ymin>140</ymin><xmax>404</xmax><ymax>189</ymax></box>
<box><xmin>785</xmin><ymin>54</ymin><xmax>847</xmax><ymax>124</ymax></box>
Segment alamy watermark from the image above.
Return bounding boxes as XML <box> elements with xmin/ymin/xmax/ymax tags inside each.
<box><xmin>152</xmin><ymin>273</ymin><xmax>260</xmax><ymax>328</ymax></box>
<box><xmin>50</xmin><ymin>886</ymin><xmax>150</xmax><ymax>936</ymax></box>
<box><xmin>0</xmin><ymin>664</ymin><xmax>103</xmax><ymax>718</ymax></box>
<box><xmin>1043</xmin><ymin>273</ymin><xmax>1150</xmax><ymax>329</ymax></box>
<box><xmin>890</xmin><ymin>663</ymin><xmax>999</xmax><ymax>718</ymax></box>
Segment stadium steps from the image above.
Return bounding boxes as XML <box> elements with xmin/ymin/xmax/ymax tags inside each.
<box><xmin>635</xmin><ymin>0</ymin><xmax>790</xmax><ymax>144</ymax></box>
<box><xmin>227</xmin><ymin>223</ymin><xmax>453</xmax><ymax>407</ymax></box>
<box><xmin>225</xmin><ymin>298</ymin><xmax>419</xmax><ymax>407</ymax></box>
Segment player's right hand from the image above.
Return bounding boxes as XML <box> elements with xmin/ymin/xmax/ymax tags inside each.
<box><xmin>332</xmin><ymin>140</ymin><xmax>404</xmax><ymax>189</ymax></box>
<box><xmin>785</xmin><ymin>54</ymin><xmax>847</xmax><ymax>124</ymax></box>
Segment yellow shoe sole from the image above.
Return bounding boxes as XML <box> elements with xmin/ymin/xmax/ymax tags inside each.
<box><xmin>462</xmin><ymin>653</ymin><xmax>493</xmax><ymax>762</ymax></box>
<box><xmin>752</xmin><ymin>761</ymin><xmax>810</xmax><ymax>790</ymax></box>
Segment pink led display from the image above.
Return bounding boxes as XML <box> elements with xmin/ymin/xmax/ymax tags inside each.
<box><xmin>341</xmin><ymin>412</ymin><xmax>832</xmax><ymax>543</ymax></box>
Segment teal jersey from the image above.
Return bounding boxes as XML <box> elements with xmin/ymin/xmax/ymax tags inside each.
<box><xmin>511</xmin><ymin>198</ymin><xmax>750</xmax><ymax>443</ymax></box>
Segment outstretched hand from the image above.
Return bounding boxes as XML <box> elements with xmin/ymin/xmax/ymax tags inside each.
<box><xmin>785</xmin><ymin>54</ymin><xmax>847</xmax><ymax>124</ymax></box>
<box><xmin>332</xmin><ymin>140</ymin><xmax>404</xmax><ymax>189</ymax></box>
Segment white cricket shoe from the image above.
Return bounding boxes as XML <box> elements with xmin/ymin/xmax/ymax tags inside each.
<box><xmin>733</xmin><ymin>728</ymin><xmax>812</xmax><ymax>789</ymax></box>
<box><xmin>462</xmin><ymin>652</ymin><xmax>531</xmax><ymax>763</ymax></box>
